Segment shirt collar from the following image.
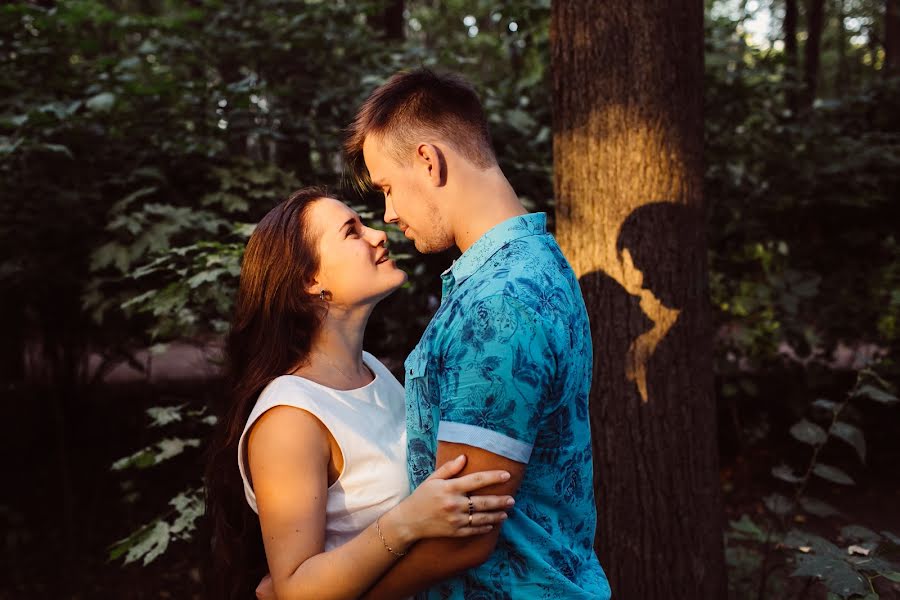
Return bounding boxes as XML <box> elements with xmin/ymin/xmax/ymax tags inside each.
<box><xmin>440</xmin><ymin>212</ymin><xmax>547</xmax><ymax>293</ymax></box>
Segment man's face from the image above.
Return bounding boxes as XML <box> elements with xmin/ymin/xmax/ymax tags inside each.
<box><xmin>362</xmin><ymin>135</ymin><xmax>453</xmax><ymax>254</ymax></box>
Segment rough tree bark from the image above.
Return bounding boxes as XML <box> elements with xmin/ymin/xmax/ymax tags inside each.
<box><xmin>804</xmin><ymin>0</ymin><xmax>827</xmax><ymax>110</ymax></box>
<box><xmin>368</xmin><ymin>0</ymin><xmax>405</xmax><ymax>41</ymax></box>
<box><xmin>551</xmin><ymin>1</ymin><xmax>725</xmax><ymax>599</ymax></box>
<box><xmin>887</xmin><ymin>0</ymin><xmax>900</xmax><ymax>75</ymax></box>
<box><xmin>785</xmin><ymin>0</ymin><xmax>801</xmax><ymax>114</ymax></box>
<box><xmin>836</xmin><ymin>0</ymin><xmax>849</xmax><ymax>95</ymax></box>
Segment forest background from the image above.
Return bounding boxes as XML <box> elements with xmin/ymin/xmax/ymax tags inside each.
<box><xmin>1</xmin><ymin>0</ymin><xmax>899</xmax><ymax>598</ymax></box>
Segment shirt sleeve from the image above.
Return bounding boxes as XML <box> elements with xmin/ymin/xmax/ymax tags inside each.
<box><xmin>436</xmin><ymin>294</ymin><xmax>556</xmax><ymax>464</ymax></box>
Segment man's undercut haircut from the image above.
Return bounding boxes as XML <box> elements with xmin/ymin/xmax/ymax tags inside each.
<box><xmin>344</xmin><ymin>68</ymin><xmax>497</xmax><ymax>192</ymax></box>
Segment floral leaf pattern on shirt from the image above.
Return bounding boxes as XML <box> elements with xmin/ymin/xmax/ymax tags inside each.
<box><xmin>405</xmin><ymin>213</ymin><xmax>611</xmax><ymax>600</ymax></box>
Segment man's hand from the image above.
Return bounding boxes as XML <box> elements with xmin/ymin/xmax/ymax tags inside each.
<box><xmin>256</xmin><ymin>573</ymin><xmax>275</xmax><ymax>600</ymax></box>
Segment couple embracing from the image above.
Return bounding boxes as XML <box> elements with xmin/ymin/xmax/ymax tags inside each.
<box><xmin>205</xmin><ymin>68</ymin><xmax>612</xmax><ymax>600</ymax></box>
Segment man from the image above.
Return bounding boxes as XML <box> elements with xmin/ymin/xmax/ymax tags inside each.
<box><xmin>344</xmin><ymin>68</ymin><xmax>611</xmax><ymax>599</ymax></box>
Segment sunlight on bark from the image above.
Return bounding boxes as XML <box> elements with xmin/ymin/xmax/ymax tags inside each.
<box><xmin>556</xmin><ymin>105</ymin><xmax>690</xmax><ymax>402</ymax></box>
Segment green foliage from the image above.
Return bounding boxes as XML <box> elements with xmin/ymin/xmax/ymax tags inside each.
<box><xmin>108</xmin><ymin>402</ymin><xmax>216</xmax><ymax>564</ymax></box>
<box><xmin>706</xmin><ymin>10</ymin><xmax>900</xmax><ymax>372</ymax></box>
<box><xmin>728</xmin><ymin>369</ymin><xmax>900</xmax><ymax>598</ymax></box>
<box><xmin>44</xmin><ymin>0</ymin><xmax>557</xmax><ymax>567</ymax></box>
<box><xmin>107</xmin><ymin>487</ymin><xmax>203</xmax><ymax>566</ymax></box>
<box><xmin>4</xmin><ymin>0</ymin><xmax>897</xmax><ymax>586</ymax></box>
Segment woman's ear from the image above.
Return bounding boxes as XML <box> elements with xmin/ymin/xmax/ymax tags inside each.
<box><xmin>415</xmin><ymin>143</ymin><xmax>447</xmax><ymax>187</ymax></box>
<box><xmin>304</xmin><ymin>276</ymin><xmax>321</xmax><ymax>297</ymax></box>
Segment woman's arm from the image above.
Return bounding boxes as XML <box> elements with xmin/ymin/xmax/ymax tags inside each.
<box><xmin>248</xmin><ymin>405</ymin><xmax>512</xmax><ymax>600</ymax></box>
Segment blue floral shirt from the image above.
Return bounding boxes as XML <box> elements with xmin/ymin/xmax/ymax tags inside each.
<box><xmin>404</xmin><ymin>213</ymin><xmax>611</xmax><ymax>599</ymax></box>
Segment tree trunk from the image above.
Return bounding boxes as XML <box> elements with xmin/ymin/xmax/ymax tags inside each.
<box><xmin>804</xmin><ymin>0</ymin><xmax>827</xmax><ymax>111</ymax></box>
<box><xmin>887</xmin><ymin>0</ymin><xmax>900</xmax><ymax>75</ymax></box>
<box><xmin>368</xmin><ymin>0</ymin><xmax>405</xmax><ymax>41</ymax></box>
<box><xmin>0</xmin><ymin>299</ymin><xmax>25</xmax><ymax>383</ymax></box>
<box><xmin>551</xmin><ymin>2</ymin><xmax>725</xmax><ymax>599</ymax></box>
<box><xmin>785</xmin><ymin>0</ymin><xmax>801</xmax><ymax>114</ymax></box>
<box><xmin>836</xmin><ymin>0</ymin><xmax>849</xmax><ymax>95</ymax></box>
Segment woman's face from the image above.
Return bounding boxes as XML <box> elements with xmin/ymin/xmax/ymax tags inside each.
<box><xmin>308</xmin><ymin>196</ymin><xmax>407</xmax><ymax>306</ymax></box>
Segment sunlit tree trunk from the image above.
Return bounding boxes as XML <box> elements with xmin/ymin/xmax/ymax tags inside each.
<box><xmin>804</xmin><ymin>0</ymin><xmax>827</xmax><ymax>110</ymax></box>
<box><xmin>551</xmin><ymin>1</ymin><xmax>726</xmax><ymax>599</ymax></box>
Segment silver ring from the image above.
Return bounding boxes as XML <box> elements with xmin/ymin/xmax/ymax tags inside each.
<box><xmin>468</xmin><ymin>497</ymin><xmax>475</xmax><ymax>515</ymax></box>
<box><xmin>468</xmin><ymin>513</ymin><xmax>473</xmax><ymax>527</ymax></box>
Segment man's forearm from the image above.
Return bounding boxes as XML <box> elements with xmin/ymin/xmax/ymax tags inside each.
<box><xmin>360</xmin><ymin>531</ymin><xmax>498</xmax><ymax>600</ymax></box>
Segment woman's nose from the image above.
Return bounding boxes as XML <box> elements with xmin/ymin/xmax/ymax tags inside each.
<box><xmin>366</xmin><ymin>226</ymin><xmax>388</xmax><ymax>246</ymax></box>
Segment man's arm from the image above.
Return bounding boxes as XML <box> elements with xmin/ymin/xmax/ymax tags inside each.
<box><xmin>359</xmin><ymin>441</ymin><xmax>525</xmax><ymax>600</ymax></box>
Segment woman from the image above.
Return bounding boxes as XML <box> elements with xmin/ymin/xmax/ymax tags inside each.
<box><xmin>204</xmin><ymin>187</ymin><xmax>513</xmax><ymax>600</ymax></box>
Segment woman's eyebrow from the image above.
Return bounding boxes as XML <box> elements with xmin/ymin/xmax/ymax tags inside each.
<box><xmin>340</xmin><ymin>216</ymin><xmax>360</xmax><ymax>232</ymax></box>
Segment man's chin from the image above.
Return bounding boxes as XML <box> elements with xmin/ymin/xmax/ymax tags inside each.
<box><xmin>414</xmin><ymin>238</ymin><xmax>453</xmax><ymax>255</ymax></box>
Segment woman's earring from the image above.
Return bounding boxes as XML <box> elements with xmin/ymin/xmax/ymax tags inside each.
<box><xmin>319</xmin><ymin>290</ymin><xmax>327</xmax><ymax>301</ymax></box>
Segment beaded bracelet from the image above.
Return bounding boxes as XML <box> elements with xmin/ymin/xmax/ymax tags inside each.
<box><xmin>375</xmin><ymin>517</ymin><xmax>407</xmax><ymax>557</ymax></box>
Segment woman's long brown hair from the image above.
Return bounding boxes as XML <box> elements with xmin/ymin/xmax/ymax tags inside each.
<box><xmin>203</xmin><ymin>187</ymin><xmax>328</xmax><ymax>599</ymax></box>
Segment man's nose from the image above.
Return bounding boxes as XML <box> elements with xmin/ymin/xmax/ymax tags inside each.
<box><xmin>384</xmin><ymin>197</ymin><xmax>398</xmax><ymax>224</ymax></box>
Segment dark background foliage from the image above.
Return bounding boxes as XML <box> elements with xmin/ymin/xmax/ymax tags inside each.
<box><xmin>1</xmin><ymin>0</ymin><xmax>898</xmax><ymax>598</ymax></box>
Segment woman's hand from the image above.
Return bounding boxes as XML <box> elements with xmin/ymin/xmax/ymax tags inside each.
<box><xmin>379</xmin><ymin>455</ymin><xmax>514</xmax><ymax>549</ymax></box>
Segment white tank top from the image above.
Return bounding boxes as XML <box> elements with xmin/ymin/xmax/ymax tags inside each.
<box><xmin>237</xmin><ymin>351</ymin><xmax>410</xmax><ymax>551</ymax></box>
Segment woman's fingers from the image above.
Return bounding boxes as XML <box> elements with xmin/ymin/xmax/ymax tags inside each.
<box><xmin>454</xmin><ymin>510</ymin><xmax>508</xmax><ymax>537</ymax></box>
<box><xmin>426</xmin><ymin>454</ymin><xmax>467</xmax><ymax>481</ymax></box>
<box><xmin>451</xmin><ymin>469</ymin><xmax>511</xmax><ymax>492</ymax></box>
<box><xmin>456</xmin><ymin>525</ymin><xmax>494</xmax><ymax>536</ymax></box>
<box><xmin>469</xmin><ymin>494</ymin><xmax>515</xmax><ymax>512</ymax></box>
<box><xmin>470</xmin><ymin>510</ymin><xmax>509</xmax><ymax>527</ymax></box>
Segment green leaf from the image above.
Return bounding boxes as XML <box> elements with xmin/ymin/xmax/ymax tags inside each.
<box><xmin>798</xmin><ymin>496</ymin><xmax>841</xmax><ymax>517</ymax></box>
<box><xmin>840</xmin><ymin>525</ymin><xmax>880</xmax><ymax>543</ymax></box>
<box><xmin>111</xmin><ymin>437</ymin><xmax>201</xmax><ymax>471</ymax></box>
<box><xmin>108</xmin><ymin>518</ymin><xmax>171</xmax><ymax>566</ymax></box>
<box><xmin>792</xmin><ymin>553</ymin><xmax>869</xmax><ymax>598</ymax></box>
<box><xmin>112</xmin><ymin>186</ymin><xmax>158</xmax><ymax>212</ymax></box>
<box><xmin>829</xmin><ymin>422</ymin><xmax>866</xmax><ymax>463</ymax></box>
<box><xmin>167</xmin><ymin>489</ymin><xmax>204</xmax><ymax>538</ymax></box>
<box><xmin>126</xmin><ymin>520</ymin><xmax>169</xmax><ymax>565</ymax></box>
<box><xmin>772</xmin><ymin>464</ymin><xmax>804</xmax><ymax>484</ymax></box>
<box><xmin>812</xmin><ymin>464</ymin><xmax>855</xmax><ymax>486</ymax></box>
<box><xmin>0</xmin><ymin>136</ymin><xmax>23</xmax><ymax>155</ymax></box>
<box><xmin>39</xmin><ymin>143</ymin><xmax>74</xmax><ymax>158</ymax></box>
<box><xmin>186</xmin><ymin>268</ymin><xmax>226</xmax><ymax>288</ymax></box>
<box><xmin>729</xmin><ymin>514</ymin><xmax>767</xmax><ymax>542</ymax></box>
<box><xmin>813</xmin><ymin>398</ymin><xmax>839</xmax><ymax>412</ymax></box>
<box><xmin>505</xmin><ymin>108</ymin><xmax>537</xmax><ymax>131</ymax></box>
<box><xmin>86</xmin><ymin>92</ymin><xmax>116</xmax><ymax>112</ymax></box>
<box><xmin>854</xmin><ymin>384</ymin><xmax>898</xmax><ymax>405</ymax></box>
<box><xmin>881</xmin><ymin>531</ymin><xmax>900</xmax><ymax>545</ymax></box>
<box><xmin>764</xmin><ymin>493</ymin><xmax>795</xmax><ymax>516</ymax></box>
<box><xmin>146</xmin><ymin>405</ymin><xmax>185</xmax><ymax>427</ymax></box>
<box><xmin>791</xmin><ymin>419</ymin><xmax>828</xmax><ymax>446</ymax></box>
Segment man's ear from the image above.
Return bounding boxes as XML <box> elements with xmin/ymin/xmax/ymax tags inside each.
<box><xmin>415</xmin><ymin>143</ymin><xmax>446</xmax><ymax>187</ymax></box>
